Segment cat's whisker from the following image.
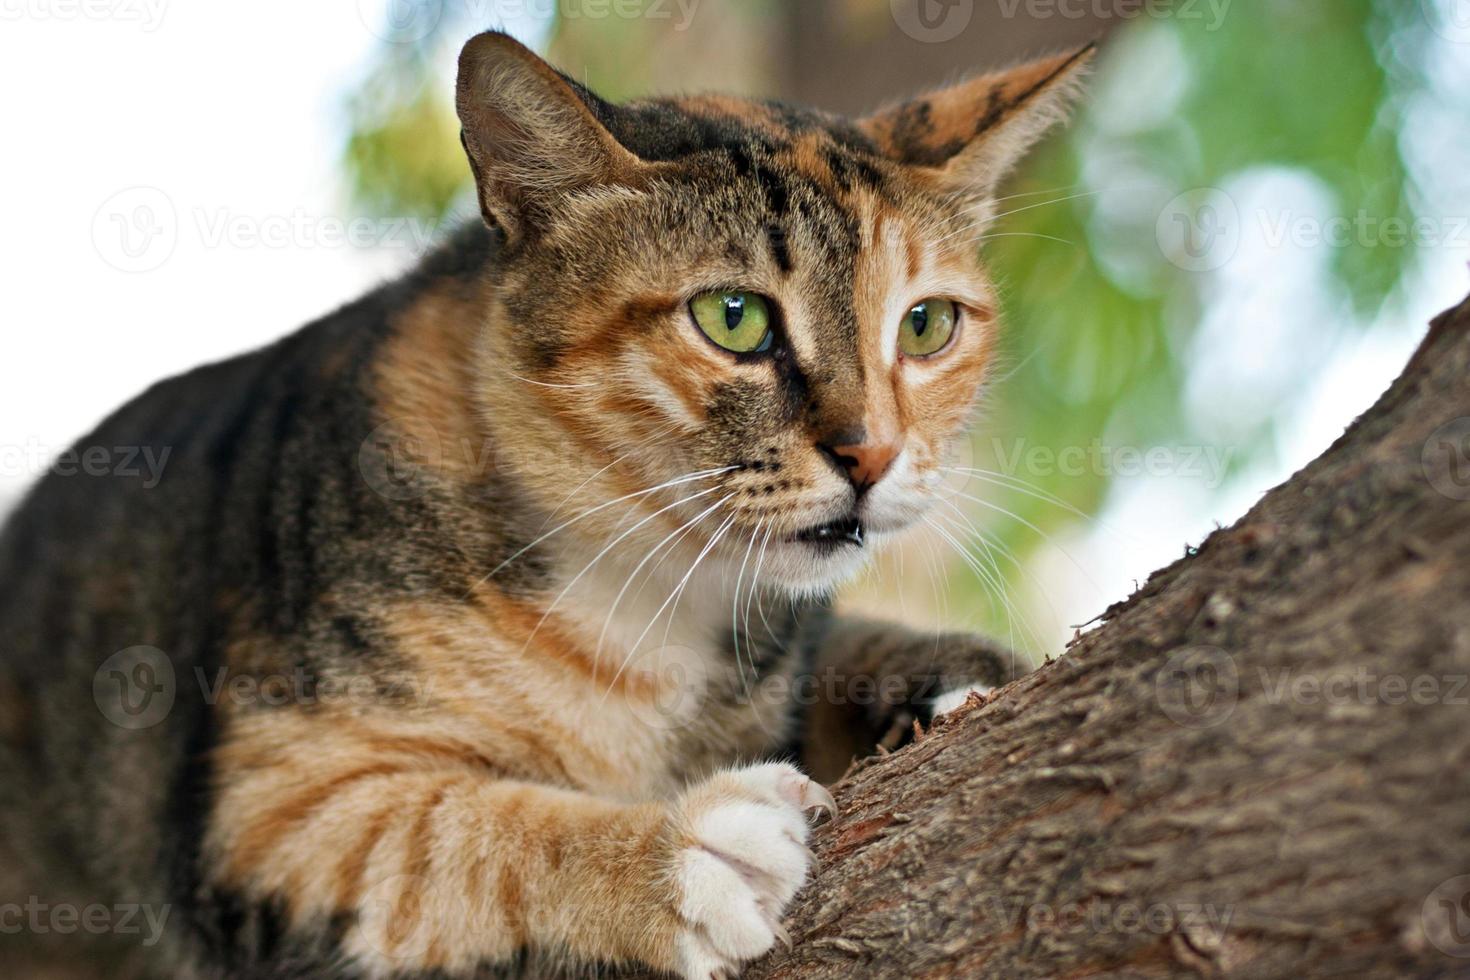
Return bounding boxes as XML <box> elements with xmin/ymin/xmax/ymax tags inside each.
<box><xmin>593</xmin><ymin>493</ymin><xmax>739</xmax><ymax>669</ymax></box>
<box><xmin>471</xmin><ymin>464</ymin><xmax>738</xmax><ymax>593</ymax></box>
<box><xmin>730</xmin><ymin>518</ymin><xmax>765</xmax><ymax>690</ymax></box>
<box><xmin>540</xmin><ymin>421</ymin><xmax>683</xmax><ymax>532</ymax></box>
<box><xmin>924</xmin><ymin>512</ymin><xmax>1043</xmax><ymax>656</ymax></box>
<box><xmin>940</xmin><ymin>484</ymin><xmax>1103</xmax><ymax>595</ymax></box>
<box><xmin>976</xmin><ymin>232</ymin><xmax>1077</xmax><ymax>247</ymax></box>
<box><xmin>935</xmin><ymin>497</ymin><xmax>1060</xmax><ymax>649</ymax></box>
<box><xmin>505</xmin><ymin>372</ymin><xmax>598</xmax><ymax>390</ymax></box>
<box><xmin>602</xmin><ymin>505</ymin><xmax>734</xmax><ymax>701</ymax></box>
<box><xmin>976</xmin><ymin>345</ymin><xmax>1042</xmax><ymax>388</ymax></box>
<box><xmin>940</xmin><ymin>466</ymin><xmax>1100</xmax><ymax>526</ymax></box>
<box><xmin>988</xmin><ymin>182</ymin><xmax>1082</xmax><ymax>205</ymax></box>
<box><xmin>986</xmin><ymin>187</ymin><xmax>1103</xmax><ymax>223</ymax></box>
<box><xmin>748</xmin><ymin>522</ymin><xmax>778</xmax><ymax>641</ymax></box>
<box><xmin>659</xmin><ymin>514</ymin><xmax>737</xmax><ymax>652</ymax></box>
<box><xmin>916</xmin><ymin>525</ymin><xmax>954</xmax><ymax>641</ymax></box>
<box><xmin>925</xmin><ymin>186</ymin><xmax>1102</xmax><ymax>252</ymax></box>
<box><xmin>521</xmin><ymin>487</ymin><xmax>730</xmax><ymax>658</ymax></box>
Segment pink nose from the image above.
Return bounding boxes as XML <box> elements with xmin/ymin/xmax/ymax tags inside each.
<box><xmin>826</xmin><ymin>437</ymin><xmax>901</xmax><ymax>491</ymax></box>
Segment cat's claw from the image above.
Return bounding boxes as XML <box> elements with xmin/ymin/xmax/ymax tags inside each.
<box><xmin>671</xmin><ymin>762</ymin><xmax>829</xmax><ymax>980</ymax></box>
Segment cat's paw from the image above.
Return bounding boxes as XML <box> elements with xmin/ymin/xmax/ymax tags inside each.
<box><xmin>670</xmin><ymin>762</ymin><xmax>834</xmax><ymax>980</ymax></box>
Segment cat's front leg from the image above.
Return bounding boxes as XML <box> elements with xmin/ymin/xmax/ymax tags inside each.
<box><xmin>799</xmin><ymin>617</ymin><xmax>1024</xmax><ymax>782</ymax></box>
<box><xmin>207</xmin><ymin>717</ymin><xmax>829</xmax><ymax>980</ymax></box>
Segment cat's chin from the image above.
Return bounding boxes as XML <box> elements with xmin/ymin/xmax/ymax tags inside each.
<box><xmin>757</xmin><ymin>530</ymin><xmax>882</xmax><ymax>596</ymax></box>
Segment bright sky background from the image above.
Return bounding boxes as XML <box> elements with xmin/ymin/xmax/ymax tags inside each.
<box><xmin>2</xmin><ymin>2</ymin><xmax>1466</xmax><ymax>651</ymax></box>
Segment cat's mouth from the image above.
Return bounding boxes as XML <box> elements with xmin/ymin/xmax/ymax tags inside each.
<box><xmin>792</xmin><ymin>515</ymin><xmax>865</xmax><ymax>550</ymax></box>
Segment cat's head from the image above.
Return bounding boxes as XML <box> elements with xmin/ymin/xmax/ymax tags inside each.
<box><xmin>455</xmin><ymin>32</ymin><xmax>1090</xmax><ymax>595</ymax></box>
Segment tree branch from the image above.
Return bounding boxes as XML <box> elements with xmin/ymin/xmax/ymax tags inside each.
<box><xmin>732</xmin><ymin>293</ymin><xmax>1470</xmax><ymax>978</ymax></box>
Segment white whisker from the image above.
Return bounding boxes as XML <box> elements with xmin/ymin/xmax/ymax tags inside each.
<box><xmin>523</xmin><ymin>486</ymin><xmax>730</xmax><ymax>658</ymax></box>
<box><xmin>602</xmin><ymin>505</ymin><xmax>734</xmax><ymax>700</ymax></box>
<box><xmin>592</xmin><ymin>492</ymin><xmax>736</xmax><ymax>668</ymax></box>
<box><xmin>471</xmin><ymin>465</ymin><xmax>738</xmax><ymax>593</ymax></box>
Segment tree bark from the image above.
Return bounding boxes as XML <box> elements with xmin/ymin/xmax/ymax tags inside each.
<box><xmin>726</xmin><ymin>293</ymin><xmax>1470</xmax><ymax>979</ymax></box>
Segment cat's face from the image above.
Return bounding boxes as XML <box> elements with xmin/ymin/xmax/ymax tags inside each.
<box><xmin>458</xmin><ymin>33</ymin><xmax>1089</xmax><ymax>594</ymax></box>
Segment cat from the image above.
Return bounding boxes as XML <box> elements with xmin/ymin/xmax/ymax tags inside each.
<box><xmin>0</xmin><ymin>30</ymin><xmax>1089</xmax><ymax>980</ymax></box>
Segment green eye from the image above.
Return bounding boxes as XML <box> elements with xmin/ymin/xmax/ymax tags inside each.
<box><xmin>690</xmin><ymin>291</ymin><xmax>774</xmax><ymax>354</ymax></box>
<box><xmin>899</xmin><ymin>299</ymin><xmax>958</xmax><ymax>357</ymax></box>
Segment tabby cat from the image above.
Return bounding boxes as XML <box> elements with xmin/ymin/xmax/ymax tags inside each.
<box><xmin>0</xmin><ymin>30</ymin><xmax>1090</xmax><ymax>979</ymax></box>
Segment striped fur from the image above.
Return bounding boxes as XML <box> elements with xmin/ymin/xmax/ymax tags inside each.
<box><xmin>0</xmin><ymin>31</ymin><xmax>1089</xmax><ymax>979</ymax></box>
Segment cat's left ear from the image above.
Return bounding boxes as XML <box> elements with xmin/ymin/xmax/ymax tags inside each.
<box><xmin>456</xmin><ymin>31</ymin><xmax>641</xmax><ymax>245</ymax></box>
<box><xmin>860</xmin><ymin>44</ymin><xmax>1095</xmax><ymax>223</ymax></box>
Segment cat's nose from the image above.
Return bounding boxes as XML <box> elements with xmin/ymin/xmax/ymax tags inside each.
<box><xmin>819</xmin><ymin>434</ymin><xmax>902</xmax><ymax>493</ymax></box>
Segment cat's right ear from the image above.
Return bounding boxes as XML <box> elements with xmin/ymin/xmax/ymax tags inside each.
<box><xmin>456</xmin><ymin>32</ymin><xmax>638</xmax><ymax>244</ymax></box>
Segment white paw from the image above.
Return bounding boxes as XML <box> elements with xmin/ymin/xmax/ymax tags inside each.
<box><xmin>931</xmin><ymin>684</ymin><xmax>993</xmax><ymax>719</ymax></box>
<box><xmin>671</xmin><ymin>762</ymin><xmax>835</xmax><ymax>980</ymax></box>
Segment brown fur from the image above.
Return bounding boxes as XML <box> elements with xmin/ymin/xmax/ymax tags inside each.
<box><xmin>0</xmin><ymin>29</ymin><xmax>1089</xmax><ymax>980</ymax></box>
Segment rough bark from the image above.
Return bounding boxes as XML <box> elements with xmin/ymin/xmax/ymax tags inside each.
<box><xmin>736</xmin><ymin>294</ymin><xmax>1470</xmax><ymax>979</ymax></box>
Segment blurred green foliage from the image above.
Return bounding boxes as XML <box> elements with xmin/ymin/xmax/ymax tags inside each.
<box><xmin>342</xmin><ymin>0</ymin><xmax>1434</xmax><ymax>646</ymax></box>
<box><xmin>974</xmin><ymin>0</ymin><xmax>1415</xmax><ymax>609</ymax></box>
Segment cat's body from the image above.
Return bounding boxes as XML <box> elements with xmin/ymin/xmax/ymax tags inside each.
<box><xmin>0</xmin><ymin>32</ymin><xmax>1088</xmax><ymax>979</ymax></box>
